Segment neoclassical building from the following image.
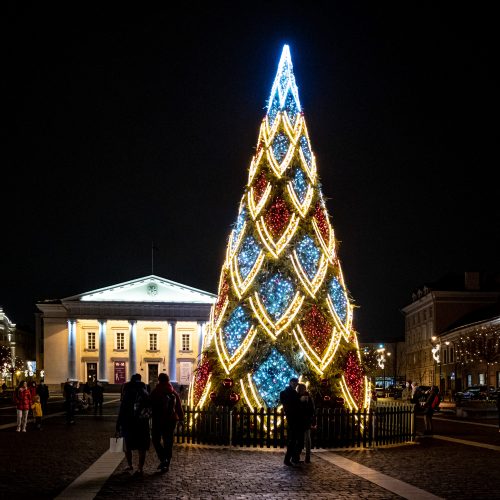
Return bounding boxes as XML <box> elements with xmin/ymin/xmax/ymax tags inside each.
<box><xmin>35</xmin><ymin>275</ymin><xmax>216</xmax><ymax>391</ymax></box>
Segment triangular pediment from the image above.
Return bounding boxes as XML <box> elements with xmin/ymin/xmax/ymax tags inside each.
<box><xmin>63</xmin><ymin>275</ymin><xmax>216</xmax><ymax>304</ymax></box>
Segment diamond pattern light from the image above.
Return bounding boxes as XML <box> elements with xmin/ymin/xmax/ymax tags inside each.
<box><xmin>191</xmin><ymin>44</ymin><xmax>367</xmax><ymax>412</ymax></box>
<box><xmin>252</xmin><ymin>349</ymin><xmax>297</xmax><ymax>407</ymax></box>
<box><xmin>260</xmin><ymin>273</ymin><xmax>295</xmax><ymax>321</ymax></box>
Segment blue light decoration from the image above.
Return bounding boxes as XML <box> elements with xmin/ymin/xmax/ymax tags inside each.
<box><xmin>237</xmin><ymin>236</ymin><xmax>261</xmax><ymax>280</ymax></box>
<box><xmin>260</xmin><ymin>273</ymin><xmax>295</xmax><ymax>320</ymax></box>
<box><xmin>267</xmin><ymin>45</ymin><xmax>302</xmax><ymax>127</ymax></box>
<box><xmin>292</xmin><ymin>167</ymin><xmax>308</xmax><ymax>203</ymax></box>
<box><xmin>272</xmin><ymin>132</ymin><xmax>290</xmax><ymax>164</ymax></box>
<box><xmin>296</xmin><ymin>235</ymin><xmax>320</xmax><ymax>279</ymax></box>
<box><xmin>329</xmin><ymin>277</ymin><xmax>348</xmax><ymax>323</ymax></box>
<box><xmin>231</xmin><ymin>206</ymin><xmax>246</xmax><ymax>252</ymax></box>
<box><xmin>223</xmin><ymin>306</ymin><xmax>251</xmax><ymax>356</ymax></box>
<box><xmin>300</xmin><ymin>135</ymin><xmax>312</xmax><ymax>169</ymax></box>
<box><xmin>252</xmin><ymin>348</ymin><xmax>298</xmax><ymax>407</ymax></box>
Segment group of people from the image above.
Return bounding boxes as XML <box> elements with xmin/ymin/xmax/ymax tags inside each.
<box><xmin>13</xmin><ymin>380</ymin><xmax>49</xmax><ymax>432</ymax></box>
<box><xmin>116</xmin><ymin>372</ymin><xmax>183</xmax><ymax>476</ymax></box>
<box><xmin>63</xmin><ymin>379</ymin><xmax>105</xmax><ymax>424</ymax></box>
<box><xmin>279</xmin><ymin>377</ymin><xmax>316</xmax><ymax>466</ymax></box>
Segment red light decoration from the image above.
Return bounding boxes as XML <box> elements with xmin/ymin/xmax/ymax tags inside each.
<box><xmin>320</xmin><ymin>378</ymin><xmax>328</xmax><ymax>387</ymax></box>
<box><xmin>323</xmin><ymin>395</ymin><xmax>331</xmax><ymax>402</ymax></box>
<box><xmin>343</xmin><ymin>351</ymin><xmax>364</xmax><ymax>404</ymax></box>
<box><xmin>193</xmin><ymin>357</ymin><xmax>211</xmax><ymax>406</ymax></box>
<box><xmin>253</xmin><ymin>171</ymin><xmax>268</xmax><ymax>203</ymax></box>
<box><xmin>264</xmin><ymin>196</ymin><xmax>290</xmax><ymax>237</ymax></box>
<box><xmin>229</xmin><ymin>392</ymin><xmax>240</xmax><ymax>402</ymax></box>
<box><xmin>214</xmin><ymin>279</ymin><xmax>229</xmax><ymax>322</ymax></box>
<box><xmin>222</xmin><ymin>378</ymin><xmax>233</xmax><ymax>388</ymax></box>
<box><xmin>300</xmin><ymin>305</ymin><xmax>331</xmax><ymax>355</ymax></box>
<box><xmin>209</xmin><ymin>391</ymin><xmax>218</xmax><ymax>401</ymax></box>
<box><xmin>313</xmin><ymin>203</ymin><xmax>329</xmax><ymax>243</ymax></box>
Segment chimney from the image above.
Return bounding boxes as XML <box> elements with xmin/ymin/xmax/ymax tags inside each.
<box><xmin>464</xmin><ymin>272</ymin><xmax>480</xmax><ymax>290</ymax></box>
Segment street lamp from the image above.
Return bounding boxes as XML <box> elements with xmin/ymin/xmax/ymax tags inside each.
<box><xmin>376</xmin><ymin>347</ymin><xmax>386</xmax><ymax>397</ymax></box>
<box><xmin>431</xmin><ymin>336</ymin><xmax>441</xmax><ymax>387</ymax></box>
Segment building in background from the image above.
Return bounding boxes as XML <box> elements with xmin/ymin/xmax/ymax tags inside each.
<box><xmin>439</xmin><ymin>304</ymin><xmax>500</xmax><ymax>395</ymax></box>
<box><xmin>402</xmin><ymin>272</ymin><xmax>500</xmax><ymax>394</ymax></box>
<box><xmin>35</xmin><ymin>275</ymin><xmax>216</xmax><ymax>392</ymax></box>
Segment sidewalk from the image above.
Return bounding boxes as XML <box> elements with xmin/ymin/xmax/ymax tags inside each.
<box><xmin>1</xmin><ymin>398</ymin><xmax>499</xmax><ymax>499</ymax></box>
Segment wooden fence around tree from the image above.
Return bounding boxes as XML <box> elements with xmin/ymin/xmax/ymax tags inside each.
<box><xmin>174</xmin><ymin>403</ymin><xmax>415</xmax><ymax>449</ymax></box>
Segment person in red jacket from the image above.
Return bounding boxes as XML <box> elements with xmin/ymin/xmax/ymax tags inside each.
<box><xmin>150</xmin><ymin>373</ymin><xmax>184</xmax><ymax>472</ymax></box>
<box><xmin>14</xmin><ymin>380</ymin><xmax>32</xmax><ymax>432</ymax></box>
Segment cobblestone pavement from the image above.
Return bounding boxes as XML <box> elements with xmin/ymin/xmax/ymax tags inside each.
<box><xmin>95</xmin><ymin>446</ymin><xmax>401</xmax><ymax>500</ymax></box>
<box><xmin>1</xmin><ymin>396</ymin><xmax>499</xmax><ymax>499</ymax></box>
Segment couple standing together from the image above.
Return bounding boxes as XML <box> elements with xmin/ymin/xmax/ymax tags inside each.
<box><xmin>280</xmin><ymin>377</ymin><xmax>316</xmax><ymax>466</ymax></box>
<box><xmin>117</xmin><ymin>372</ymin><xmax>183</xmax><ymax>476</ymax></box>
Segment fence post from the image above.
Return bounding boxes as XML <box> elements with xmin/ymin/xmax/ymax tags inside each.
<box><xmin>229</xmin><ymin>408</ymin><xmax>233</xmax><ymax>446</ymax></box>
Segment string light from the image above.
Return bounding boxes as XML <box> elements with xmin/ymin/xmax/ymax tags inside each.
<box><xmin>251</xmin><ymin>349</ymin><xmax>298</xmax><ymax>408</ymax></box>
<box><xmin>189</xmin><ymin>44</ymin><xmax>368</xmax><ymax>412</ymax></box>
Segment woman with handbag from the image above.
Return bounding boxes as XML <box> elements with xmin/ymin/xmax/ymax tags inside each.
<box><xmin>116</xmin><ymin>373</ymin><xmax>151</xmax><ymax>476</ymax></box>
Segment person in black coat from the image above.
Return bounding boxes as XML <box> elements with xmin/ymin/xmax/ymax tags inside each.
<box><xmin>91</xmin><ymin>381</ymin><xmax>104</xmax><ymax>415</ymax></box>
<box><xmin>116</xmin><ymin>374</ymin><xmax>151</xmax><ymax>475</ymax></box>
<box><xmin>297</xmin><ymin>383</ymin><xmax>316</xmax><ymax>463</ymax></box>
<box><xmin>36</xmin><ymin>381</ymin><xmax>49</xmax><ymax>415</ymax></box>
<box><xmin>280</xmin><ymin>377</ymin><xmax>301</xmax><ymax>466</ymax></box>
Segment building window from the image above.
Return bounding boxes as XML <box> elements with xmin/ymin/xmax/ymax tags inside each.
<box><xmin>467</xmin><ymin>374</ymin><xmax>472</xmax><ymax>386</ymax></box>
<box><xmin>443</xmin><ymin>350</ymin><xmax>448</xmax><ymax>364</ymax></box>
<box><xmin>149</xmin><ymin>333</ymin><xmax>158</xmax><ymax>351</ymax></box>
<box><xmin>479</xmin><ymin>373</ymin><xmax>485</xmax><ymax>385</ymax></box>
<box><xmin>116</xmin><ymin>332</ymin><xmax>125</xmax><ymax>350</ymax></box>
<box><xmin>87</xmin><ymin>332</ymin><xmax>96</xmax><ymax>350</ymax></box>
<box><xmin>450</xmin><ymin>348</ymin><xmax>454</xmax><ymax>363</ymax></box>
<box><xmin>181</xmin><ymin>332</ymin><xmax>191</xmax><ymax>352</ymax></box>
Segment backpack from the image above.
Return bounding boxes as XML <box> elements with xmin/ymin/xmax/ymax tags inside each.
<box><xmin>161</xmin><ymin>392</ymin><xmax>177</xmax><ymax>420</ymax></box>
<box><xmin>133</xmin><ymin>390</ymin><xmax>151</xmax><ymax>420</ymax></box>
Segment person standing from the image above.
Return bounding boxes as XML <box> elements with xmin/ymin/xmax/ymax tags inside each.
<box><xmin>150</xmin><ymin>373</ymin><xmax>184</xmax><ymax>472</ymax></box>
<box><xmin>296</xmin><ymin>383</ymin><xmax>315</xmax><ymax>464</ymax></box>
<box><xmin>423</xmin><ymin>386</ymin><xmax>440</xmax><ymax>435</ymax></box>
<box><xmin>116</xmin><ymin>374</ymin><xmax>151</xmax><ymax>476</ymax></box>
<box><xmin>36</xmin><ymin>380</ymin><xmax>50</xmax><ymax>415</ymax></box>
<box><xmin>14</xmin><ymin>380</ymin><xmax>32</xmax><ymax>432</ymax></box>
<box><xmin>31</xmin><ymin>395</ymin><xmax>43</xmax><ymax>430</ymax></box>
<box><xmin>280</xmin><ymin>377</ymin><xmax>301</xmax><ymax>466</ymax></box>
<box><xmin>63</xmin><ymin>379</ymin><xmax>78</xmax><ymax>424</ymax></box>
<box><xmin>92</xmin><ymin>381</ymin><xmax>104</xmax><ymax>416</ymax></box>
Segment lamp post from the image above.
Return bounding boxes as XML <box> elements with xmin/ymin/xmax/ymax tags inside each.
<box><xmin>431</xmin><ymin>336</ymin><xmax>440</xmax><ymax>387</ymax></box>
<box><xmin>376</xmin><ymin>347</ymin><xmax>386</xmax><ymax>398</ymax></box>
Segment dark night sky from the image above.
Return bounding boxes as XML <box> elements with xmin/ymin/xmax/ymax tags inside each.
<box><xmin>4</xmin><ymin>4</ymin><xmax>498</xmax><ymax>341</ymax></box>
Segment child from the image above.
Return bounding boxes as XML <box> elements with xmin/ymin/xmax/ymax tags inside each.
<box><xmin>31</xmin><ymin>395</ymin><xmax>43</xmax><ymax>430</ymax></box>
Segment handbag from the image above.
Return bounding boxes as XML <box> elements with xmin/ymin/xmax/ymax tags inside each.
<box><xmin>109</xmin><ymin>437</ymin><xmax>124</xmax><ymax>453</ymax></box>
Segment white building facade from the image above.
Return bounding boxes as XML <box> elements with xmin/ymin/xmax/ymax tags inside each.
<box><xmin>35</xmin><ymin>275</ymin><xmax>216</xmax><ymax>391</ymax></box>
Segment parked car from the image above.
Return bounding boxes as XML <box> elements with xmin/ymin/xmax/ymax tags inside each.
<box><xmin>454</xmin><ymin>385</ymin><xmax>495</xmax><ymax>401</ymax></box>
<box><xmin>388</xmin><ymin>387</ymin><xmax>403</xmax><ymax>399</ymax></box>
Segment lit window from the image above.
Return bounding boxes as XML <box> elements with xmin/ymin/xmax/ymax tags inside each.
<box><xmin>116</xmin><ymin>332</ymin><xmax>125</xmax><ymax>350</ymax></box>
<box><xmin>87</xmin><ymin>332</ymin><xmax>96</xmax><ymax>350</ymax></box>
<box><xmin>149</xmin><ymin>333</ymin><xmax>158</xmax><ymax>351</ymax></box>
<box><xmin>181</xmin><ymin>333</ymin><xmax>191</xmax><ymax>352</ymax></box>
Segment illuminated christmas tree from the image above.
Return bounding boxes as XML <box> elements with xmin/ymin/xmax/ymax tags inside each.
<box><xmin>189</xmin><ymin>45</ymin><xmax>370</xmax><ymax>411</ymax></box>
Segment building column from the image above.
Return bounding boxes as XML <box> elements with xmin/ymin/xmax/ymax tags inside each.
<box><xmin>67</xmin><ymin>319</ymin><xmax>77</xmax><ymax>380</ymax></box>
<box><xmin>168</xmin><ymin>321</ymin><xmax>177</xmax><ymax>382</ymax></box>
<box><xmin>129</xmin><ymin>320</ymin><xmax>137</xmax><ymax>377</ymax></box>
<box><xmin>98</xmin><ymin>320</ymin><xmax>108</xmax><ymax>382</ymax></box>
<box><xmin>198</xmin><ymin>321</ymin><xmax>206</xmax><ymax>357</ymax></box>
